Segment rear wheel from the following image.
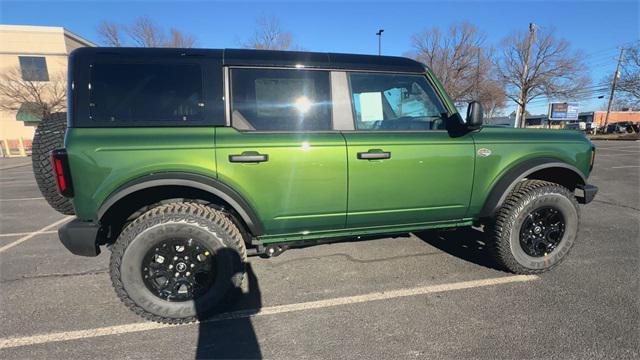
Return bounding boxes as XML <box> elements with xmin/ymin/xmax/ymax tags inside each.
<box><xmin>110</xmin><ymin>202</ymin><xmax>246</xmax><ymax>323</ymax></box>
<box><xmin>489</xmin><ymin>180</ymin><xmax>580</xmax><ymax>274</ymax></box>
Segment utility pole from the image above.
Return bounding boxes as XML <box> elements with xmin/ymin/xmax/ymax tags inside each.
<box><xmin>604</xmin><ymin>47</ymin><xmax>625</xmax><ymax>129</ymax></box>
<box><xmin>475</xmin><ymin>47</ymin><xmax>481</xmax><ymax>100</ymax></box>
<box><xmin>376</xmin><ymin>29</ymin><xmax>384</xmax><ymax>55</ymax></box>
<box><xmin>515</xmin><ymin>23</ymin><xmax>536</xmax><ymax>128</ymax></box>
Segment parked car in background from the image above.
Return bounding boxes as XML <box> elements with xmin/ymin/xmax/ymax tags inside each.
<box><xmin>605</xmin><ymin>123</ymin><xmax>628</xmax><ymax>134</ymax></box>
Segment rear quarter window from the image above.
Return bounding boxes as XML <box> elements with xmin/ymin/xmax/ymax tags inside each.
<box><xmin>89</xmin><ymin>63</ymin><xmax>205</xmax><ymax>125</ymax></box>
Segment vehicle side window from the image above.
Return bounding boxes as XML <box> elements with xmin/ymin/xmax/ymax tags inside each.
<box><xmin>231</xmin><ymin>68</ymin><xmax>332</xmax><ymax>131</ymax></box>
<box><xmin>348</xmin><ymin>72</ymin><xmax>446</xmax><ymax>131</ymax></box>
<box><xmin>89</xmin><ymin>62</ymin><xmax>205</xmax><ymax>124</ymax></box>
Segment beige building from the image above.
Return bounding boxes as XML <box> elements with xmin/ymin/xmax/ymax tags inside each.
<box><xmin>0</xmin><ymin>25</ymin><xmax>95</xmax><ymax>155</ymax></box>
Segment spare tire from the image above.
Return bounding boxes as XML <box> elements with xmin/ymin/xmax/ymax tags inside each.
<box><xmin>32</xmin><ymin>112</ymin><xmax>75</xmax><ymax>215</ymax></box>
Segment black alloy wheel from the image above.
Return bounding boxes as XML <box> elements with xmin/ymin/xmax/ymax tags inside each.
<box><xmin>142</xmin><ymin>237</ymin><xmax>217</xmax><ymax>302</ymax></box>
<box><xmin>519</xmin><ymin>206</ymin><xmax>566</xmax><ymax>257</ymax></box>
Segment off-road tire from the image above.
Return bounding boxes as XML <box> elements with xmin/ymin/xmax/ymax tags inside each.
<box><xmin>110</xmin><ymin>202</ymin><xmax>247</xmax><ymax>324</ymax></box>
<box><xmin>489</xmin><ymin>180</ymin><xmax>580</xmax><ymax>274</ymax></box>
<box><xmin>31</xmin><ymin>112</ymin><xmax>75</xmax><ymax>215</ymax></box>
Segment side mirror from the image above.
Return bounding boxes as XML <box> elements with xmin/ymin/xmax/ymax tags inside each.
<box><xmin>466</xmin><ymin>101</ymin><xmax>483</xmax><ymax>129</ymax></box>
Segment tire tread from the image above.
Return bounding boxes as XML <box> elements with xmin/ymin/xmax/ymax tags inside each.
<box><xmin>489</xmin><ymin>180</ymin><xmax>580</xmax><ymax>274</ymax></box>
<box><xmin>109</xmin><ymin>202</ymin><xmax>247</xmax><ymax>324</ymax></box>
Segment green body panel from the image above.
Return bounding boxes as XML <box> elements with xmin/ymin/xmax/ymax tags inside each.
<box><xmin>215</xmin><ymin>127</ymin><xmax>348</xmax><ymax>235</ymax></box>
<box><xmin>342</xmin><ymin>131</ymin><xmax>475</xmax><ymax>227</ymax></box>
<box><xmin>65</xmin><ymin>127</ymin><xmax>216</xmax><ymax>221</ymax></box>
<box><xmin>468</xmin><ymin>127</ymin><xmax>593</xmax><ymax>216</ymax></box>
<box><xmin>65</xmin><ymin>125</ymin><xmax>593</xmax><ymax>243</ymax></box>
<box><xmin>65</xmin><ymin>125</ymin><xmax>593</xmax><ymax>244</ymax></box>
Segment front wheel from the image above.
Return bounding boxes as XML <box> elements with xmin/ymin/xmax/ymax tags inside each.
<box><xmin>489</xmin><ymin>180</ymin><xmax>580</xmax><ymax>274</ymax></box>
<box><xmin>110</xmin><ymin>202</ymin><xmax>247</xmax><ymax>323</ymax></box>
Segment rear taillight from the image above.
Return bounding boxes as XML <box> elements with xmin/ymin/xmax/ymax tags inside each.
<box><xmin>51</xmin><ymin>149</ymin><xmax>74</xmax><ymax>197</ymax></box>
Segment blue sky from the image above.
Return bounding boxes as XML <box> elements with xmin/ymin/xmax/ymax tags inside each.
<box><xmin>1</xmin><ymin>0</ymin><xmax>638</xmax><ymax>115</ymax></box>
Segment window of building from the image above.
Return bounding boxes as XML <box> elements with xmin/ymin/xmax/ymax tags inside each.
<box><xmin>348</xmin><ymin>72</ymin><xmax>446</xmax><ymax>131</ymax></box>
<box><xmin>19</xmin><ymin>56</ymin><xmax>49</xmax><ymax>81</ymax></box>
<box><xmin>89</xmin><ymin>62</ymin><xmax>205</xmax><ymax>124</ymax></box>
<box><xmin>231</xmin><ymin>68</ymin><xmax>332</xmax><ymax>131</ymax></box>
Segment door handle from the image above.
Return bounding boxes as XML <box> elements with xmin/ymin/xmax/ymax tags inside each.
<box><xmin>229</xmin><ymin>152</ymin><xmax>269</xmax><ymax>163</ymax></box>
<box><xmin>357</xmin><ymin>150</ymin><xmax>391</xmax><ymax>160</ymax></box>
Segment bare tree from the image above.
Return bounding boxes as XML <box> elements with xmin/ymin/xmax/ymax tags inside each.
<box><xmin>96</xmin><ymin>21</ymin><xmax>123</xmax><ymax>47</ymax></box>
<box><xmin>496</xmin><ymin>28</ymin><xmax>590</xmax><ymax>125</ymax></box>
<box><xmin>477</xmin><ymin>79</ymin><xmax>507</xmax><ymax>118</ymax></box>
<box><xmin>0</xmin><ymin>67</ymin><xmax>66</xmax><ymax>119</ymax></box>
<box><xmin>126</xmin><ymin>16</ymin><xmax>166</xmax><ymax>47</ymax></box>
<box><xmin>244</xmin><ymin>16</ymin><xmax>294</xmax><ymax>50</ymax></box>
<box><xmin>616</xmin><ymin>42</ymin><xmax>640</xmax><ymax>107</ymax></box>
<box><xmin>408</xmin><ymin>22</ymin><xmax>506</xmax><ymax>114</ymax></box>
<box><xmin>166</xmin><ymin>28</ymin><xmax>196</xmax><ymax>48</ymax></box>
<box><xmin>95</xmin><ymin>17</ymin><xmax>197</xmax><ymax>48</ymax></box>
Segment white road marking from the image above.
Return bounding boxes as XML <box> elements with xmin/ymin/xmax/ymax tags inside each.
<box><xmin>0</xmin><ymin>275</ymin><xmax>538</xmax><ymax>349</ymax></box>
<box><xmin>610</xmin><ymin>165</ymin><xmax>640</xmax><ymax>169</ymax></box>
<box><xmin>0</xmin><ymin>230</ymin><xmax>56</xmax><ymax>238</ymax></box>
<box><xmin>594</xmin><ymin>153</ymin><xmax>639</xmax><ymax>157</ymax></box>
<box><xmin>596</xmin><ymin>146</ymin><xmax>640</xmax><ymax>150</ymax></box>
<box><xmin>596</xmin><ymin>148</ymin><xmax>639</xmax><ymax>153</ymax></box>
<box><xmin>0</xmin><ymin>197</ymin><xmax>45</xmax><ymax>202</ymax></box>
<box><xmin>0</xmin><ymin>216</ymin><xmax>73</xmax><ymax>254</ymax></box>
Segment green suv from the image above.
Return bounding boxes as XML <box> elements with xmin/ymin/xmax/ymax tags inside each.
<box><xmin>53</xmin><ymin>47</ymin><xmax>597</xmax><ymax>323</ymax></box>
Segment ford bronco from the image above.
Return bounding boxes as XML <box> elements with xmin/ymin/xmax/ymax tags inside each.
<box><xmin>53</xmin><ymin>47</ymin><xmax>597</xmax><ymax>323</ymax></box>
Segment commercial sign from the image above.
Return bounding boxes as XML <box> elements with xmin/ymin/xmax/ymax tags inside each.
<box><xmin>548</xmin><ymin>102</ymin><xmax>579</xmax><ymax>121</ymax></box>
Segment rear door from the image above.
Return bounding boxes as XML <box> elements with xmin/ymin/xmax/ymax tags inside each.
<box><xmin>343</xmin><ymin>72</ymin><xmax>475</xmax><ymax>228</ymax></box>
<box><xmin>215</xmin><ymin>68</ymin><xmax>348</xmax><ymax>236</ymax></box>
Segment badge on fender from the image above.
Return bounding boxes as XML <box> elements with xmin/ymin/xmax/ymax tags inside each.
<box><xmin>477</xmin><ymin>148</ymin><xmax>492</xmax><ymax>157</ymax></box>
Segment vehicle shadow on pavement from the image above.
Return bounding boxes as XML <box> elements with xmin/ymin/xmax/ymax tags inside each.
<box><xmin>195</xmin><ymin>261</ymin><xmax>262</xmax><ymax>359</ymax></box>
<box><xmin>413</xmin><ymin>227</ymin><xmax>502</xmax><ymax>271</ymax></box>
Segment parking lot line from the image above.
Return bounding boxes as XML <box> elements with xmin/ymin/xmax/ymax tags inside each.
<box><xmin>0</xmin><ymin>230</ymin><xmax>56</xmax><ymax>238</ymax></box>
<box><xmin>610</xmin><ymin>165</ymin><xmax>640</xmax><ymax>169</ymax></box>
<box><xmin>0</xmin><ymin>216</ymin><xmax>73</xmax><ymax>254</ymax></box>
<box><xmin>595</xmin><ymin>148</ymin><xmax>639</xmax><ymax>153</ymax></box>
<box><xmin>0</xmin><ymin>197</ymin><xmax>45</xmax><ymax>202</ymax></box>
<box><xmin>0</xmin><ymin>274</ymin><xmax>538</xmax><ymax>349</ymax></box>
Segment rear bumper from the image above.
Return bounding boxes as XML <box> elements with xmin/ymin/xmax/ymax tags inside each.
<box><xmin>58</xmin><ymin>219</ymin><xmax>101</xmax><ymax>256</ymax></box>
<box><xmin>576</xmin><ymin>183</ymin><xmax>598</xmax><ymax>204</ymax></box>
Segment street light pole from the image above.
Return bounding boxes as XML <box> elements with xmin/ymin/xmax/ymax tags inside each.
<box><xmin>376</xmin><ymin>29</ymin><xmax>384</xmax><ymax>55</ymax></box>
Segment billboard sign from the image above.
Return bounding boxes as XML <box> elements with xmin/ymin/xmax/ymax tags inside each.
<box><xmin>548</xmin><ymin>102</ymin><xmax>579</xmax><ymax>121</ymax></box>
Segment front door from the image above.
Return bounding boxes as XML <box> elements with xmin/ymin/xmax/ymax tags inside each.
<box><xmin>343</xmin><ymin>72</ymin><xmax>475</xmax><ymax>228</ymax></box>
<box><xmin>216</xmin><ymin>67</ymin><xmax>347</xmax><ymax>235</ymax></box>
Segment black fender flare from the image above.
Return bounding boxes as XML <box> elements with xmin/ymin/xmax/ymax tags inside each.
<box><xmin>479</xmin><ymin>158</ymin><xmax>586</xmax><ymax>218</ymax></box>
<box><xmin>97</xmin><ymin>172</ymin><xmax>264</xmax><ymax>236</ymax></box>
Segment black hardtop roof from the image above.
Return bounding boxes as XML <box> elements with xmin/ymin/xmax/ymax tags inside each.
<box><xmin>71</xmin><ymin>47</ymin><xmax>427</xmax><ymax>73</ymax></box>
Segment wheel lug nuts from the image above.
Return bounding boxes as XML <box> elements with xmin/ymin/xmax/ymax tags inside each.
<box><xmin>190</xmin><ymin>264</ymin><xmax>195</xmax><ymax>268</ymax></box>
<box><xmin>175</xmin><ymin>272</ymin><xmax>179</xmax><ymax>277</ymax></box>
<box><xmin>173</xmin><ymin>256</ymin><xmax>178</xmax><ymax>260</ymax></box>
<box><xmin>169</xmin><ymin>265</ymin><xmax>173</xmax><ymax>269</ymax></box>
<box><xmin>186</xmin><ymin>272</ymin><xmax>190</xmax><ymax>276</ymax></box>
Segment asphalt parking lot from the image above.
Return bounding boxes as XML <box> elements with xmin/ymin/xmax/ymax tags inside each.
<box><xmin>0</xmin><ymin>140</ymin><xmax>638</xmax><ymax>359</ymax></box>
